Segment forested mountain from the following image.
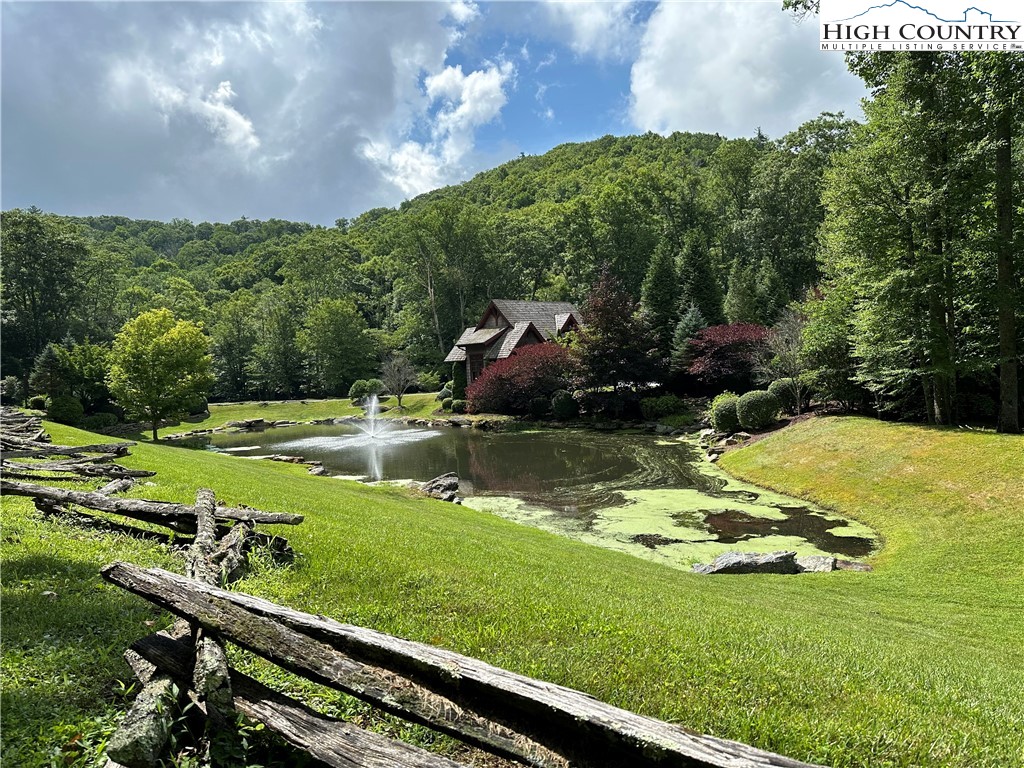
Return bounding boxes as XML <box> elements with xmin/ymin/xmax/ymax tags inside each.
<box><xmin>3</xmin><ymin>53</ymin><xmax>1022</xmax><ymax>431</ymax></box>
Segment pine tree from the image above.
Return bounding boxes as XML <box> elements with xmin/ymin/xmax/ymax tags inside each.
<box><xmin>670</xmin><ymin>304</ymin><xmax>707</xmax><ymax>372</ymax></box>
<box><xmin>640</xmin><ymin>243</ymin><xmax>679</xmax><ymax>354</ymax></box>
<box><xmin>678</xmin><ymin>238</ymin><xmax>724</xmax><ymax>325</ymax></box>
<box><xmin>755</xmin><ymin>258</ymin><xmax>788</xmax><ymax>325</ymax></box>
<box><xmin>28</xmin><ymin>344</ymin><xmax>70</xmax><ymax>397</ymax></box>
<box><xmin>724</xmin><ymin>260</ymin><xmax>759</xmax><ymax>324</ymax></box>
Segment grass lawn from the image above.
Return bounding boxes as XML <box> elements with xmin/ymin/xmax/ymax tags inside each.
<box><xmin>149</xmin><ymin>392</ymin><xmax>444</xmax><ymax>439</ymax></box>
<box><xmin>2</xmin><ymin>416</ymin><xmax>1022</xmax><ymax>767</ymax></box>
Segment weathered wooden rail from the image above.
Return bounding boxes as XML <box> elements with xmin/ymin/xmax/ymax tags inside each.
<box><xmin>103</xmin><ymin>560</ymin><xmax>825</xmax><ymax>768</ymax></box>
<box><xmin>2</xmin><ymin>409</ymin><xmax>823</xmax><ymax>768</ymax></box>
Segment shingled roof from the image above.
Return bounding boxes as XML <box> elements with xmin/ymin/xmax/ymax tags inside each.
<box><xmin>482</xmin><ymin>300</ymin><xmax>579</xmax><ymax>340</ymax></box>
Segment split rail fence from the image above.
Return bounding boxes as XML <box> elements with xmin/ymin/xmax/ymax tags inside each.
<box><xmin>0</xmin><ymin>406</ymin><xmax>824</xmax><ymax>768</ymax></box>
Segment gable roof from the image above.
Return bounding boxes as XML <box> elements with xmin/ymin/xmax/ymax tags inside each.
<box><xmin>486</xmin><ymin>321</ymin><xmax>544</xmax><ymax>360</ymax></box>
<box><xmin>482</xmin><ymin>300</ymin><xmax>579</xmax><ymax>339</ymax></box>
<box><xmin>453</xmin><ymin>326</ymin><xmax>507</xmax><ymax>347</ymax></box>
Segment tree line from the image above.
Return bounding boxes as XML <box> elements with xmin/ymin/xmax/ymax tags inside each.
<box><xmin>1</xmin><ymin>50</ymin><xmax>1020</xmax><ymax>431</ymax></box>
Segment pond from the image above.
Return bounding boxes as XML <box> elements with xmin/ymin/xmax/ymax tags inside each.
<box><xmin>195</xmin><ymin>422</ymin><xmax>877</xmax><ymax>570</ymax></box>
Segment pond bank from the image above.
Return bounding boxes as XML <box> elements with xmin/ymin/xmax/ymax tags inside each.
<box><xmin>180</xmin><ymin>415</ymin><xmax>879</xmax><ymax>571</ymax></box>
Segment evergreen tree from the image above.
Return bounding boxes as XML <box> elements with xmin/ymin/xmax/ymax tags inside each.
<box><xmin>724</xmin><ymin>260</ymin><xmax>759</xmax><ymax>324</ymax></box>
<box><xmin>28</xmin><ymin>344</ymin><xmax>71</xmax><ymax>397</ymax></box>
<box><xmin>677</xmin><ymin>237</ymin><xmax>724</xmax><ymax>325</ymax></box>
<box><xmin>670</xmin><ymin>304</ymin><xmax>707</xmax><ymax>372</ymax></box>
<box><xmin>754</xmin><ymin>258</ymin><xmax>788</xmax><ymax>325</ymax></box>
<box><xmin>640</xmin><ymin>243</ymin><xmax>679</xmax><ymax>354</ymax></box>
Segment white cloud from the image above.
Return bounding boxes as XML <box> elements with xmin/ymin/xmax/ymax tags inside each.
<box><xmin>365</xmin><ymin>59</ymin><xmax>516</xmax><ymax>197</ymax></box>
<box><xmin>543</xmin><ymin>0</ymin><xmax>641</xmax><ymax>61</ymax></box>
<box><xmin>630</xmin><ymin>2</ymin><xmax>866</xmax><ymax>138</ymax></box>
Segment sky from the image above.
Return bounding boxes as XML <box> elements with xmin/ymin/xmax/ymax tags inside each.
<box><xmin>1</xmin><ymin>1</ymin><xmax>868</xmax><ymax>225</ymax></box>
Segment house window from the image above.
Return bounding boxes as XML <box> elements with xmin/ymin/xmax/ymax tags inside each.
<box><xmin>469</xmin><ymin>354</ymin><xmax>484</xmax><ymax>382</ymax></box>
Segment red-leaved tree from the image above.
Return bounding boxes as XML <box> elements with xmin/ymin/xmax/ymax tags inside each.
<box><xmin>687</xmin><ymin>323</ymin><xmax>769</xmax><ymax>391</ymax></box>
<box><xmin>466</xmin><ymin>343</ymin><xmax>576</xmax><ymax>415</ymax></box>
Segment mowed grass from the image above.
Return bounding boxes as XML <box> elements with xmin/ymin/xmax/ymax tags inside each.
<box><xmin>2</xmin><ymin>416</ymin><xmax>1022</xmax><ymax>767</ymax></box>
<box><xmin>151</xmin><ymin>393</ymin><xmax>444</xmax><ymax>439</ymax></box>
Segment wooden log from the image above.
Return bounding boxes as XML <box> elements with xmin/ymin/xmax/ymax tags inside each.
<box><xmin>185</xmin><ymin>489</ymin><xmax>219</xmax><ymax>583</ymax></box>
<box><xmin>3</xmin><ymin>470</ymin><xmax>93</xmax><ymax>483</ymax></box>
<box><xmin>2</xmin><ymin>462</ymin><xmax>154</xmax><ymax>480</ymax></box>
<box><xmin>103</xmin><ymin>563</ymin><xmax>822</xmax><ymax>768</ymax></box>
<box><xmin>187</xmin><ymin>489</ymin><xmax>237</xmax><ymax>766</ymax></box>
<box><xmin>208</xmin><ymin>522</ymin><xmax>252</xmax><ymax>583</ymax></box>
<box><xmin>1</xmin><ymin>481</ymin><xmax>304</xmax><ymax>530</ymax></box>
<box><xmin>97</xmin><ymin>478</ymin><xmax>136</xmax><ymax>497</ymax></box>
<box><xmin>33</xmin><ymin>499</ymin><xmax>177</xmax><ymax>545</ymax></box>
<box><xmin>103</xmin><ymin>563</ymin><xmax>563</xmax><ymax>768</ymax></box>
<box><xmin>133</xmin><ymin>633</ymin><xmax>469</xmax><ymax>768</ymax></box>
<box><xmin>104</xmin><ymin>674</ymin><xmax>180</xmax><ymax>768</ymax></box>
<box><xmin>3</xmin><ymin>441</ymin><xmax>134</xmax><ymax>458</ymax></box>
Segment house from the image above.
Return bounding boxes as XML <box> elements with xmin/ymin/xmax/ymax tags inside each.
<box><xmin>444</xmin><ymin>299</ymin><xmax>582</xmax><ymax>384</ymax></box>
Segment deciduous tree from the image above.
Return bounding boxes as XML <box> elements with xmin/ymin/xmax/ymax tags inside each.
<box><xmin>107</xmin><ymin>309</ymin><xmax>212</xmax><ymax>440</ymax></box>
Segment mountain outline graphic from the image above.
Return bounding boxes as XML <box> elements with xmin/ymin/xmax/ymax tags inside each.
<box><xmin>829</xmin><ymin>1</ymin><xmax>1017</xmax><ymax>23</ymax></box>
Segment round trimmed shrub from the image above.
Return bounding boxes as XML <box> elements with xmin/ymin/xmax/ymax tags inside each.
<box><xmin>451</xmin><ymin>399</ymin><xmax>467</xmax><ymax>414</ymax></box>
<box><xmin>348</xmin><ymin>380</ymin><xmax>369</xmax><ymax>400</ymax></box>
<box><xmin>441</xmin><ymin>397</ymin><xmax>453</xmax><ymax>411</ymax></box>
<box><xmin>28</xmin><ymin>395</ymin><xmax>47</xmax><ymax>411</ymax></box>
<box><xmin>709</xmin><ymin>392</ymin><xmax>740</xmax><ymax>433</ymax></box>
<box><xmin>529</xmin><ymin>396</ymin><xmax>550</xmax><ymax>419</ymax></box>
<box><xmin>365</xmin><ymin>378</ymin><xmax>385</xmax><ymax>396</ymax></box>
<box><xmin>736</xmin><ymin>389</ymin><xmax>781</xmax><ymax>430</ymax></box>
<box><xmin>551</xmin><ymin>389</ymin><xmax>578</xmax><ymax>420</ymax></box>
<box><xmin>768</xmin><ymin>378</ymin><xmax>798</xmax><ymax>414</ymax></box>
<box><xmin>81</xmin><ymin>412</ymin><xmax>119</xmax><ymax>432</ymax></box>
<box><xmin>436</xmin><ymin>387</ymin><xmax>452</xmax><ymax>401</ymax></box>
<box><xmin>46</xmin><ymin>394</ymin><xmax>84</xmax><ymax>425</ymax></box>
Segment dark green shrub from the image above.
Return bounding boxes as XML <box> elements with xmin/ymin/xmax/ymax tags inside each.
<box><xmin>451</xmin><ymin>399</ymin><xmax>467</xmax><ymax>414</ymax></box>
<box><xmin>551</xmin><ymin>390</ymin><xmax>578</xmax><ymax>420</ymax></box>
<box><xmin>436</xmin><ymin>387</ymin><xmax>452</xmax><ymax>401</ymax></box>
<box><xmin>451</xmin><ymin>364</ymin><xmax>467</xmax><ymax>400</ymax></box>
<box><xmin>709</xmin><ymin>392</ymin><xmax>740</xmax><ymax>433</ymax></box>
<box><xmin>81</xmin><ymin>412</ymin><xmax>119</xmax><ymax>432</ymax></box>
<box><xmin>348</xmin><ymin>380</ymin><xmax>369</xmax><ymax>400</ymax></box>
<box><xmin>365</xmin><ymin>379</ymin><xmax>385</xmax><ymax>396</ymax></box>
<box><xmin>768</xmin><ymin>378</ymin><xmax>799</xmax><ymax>414</ymax></box>
<box><xmin>640</xmin><ymin>394</ymin><xmax>686</xmax><ymax>421</ymax></box>
<box><xmin>529</xmin><ymin>396</ymin><xmax>550</xmax><ymax>418</ymax></box>
<box><xmin>441</xmin><ymin>397</ymin><xmax>453</xmax><ymax>411</ymax></box>
<box><xmin>46</xmin><ymin>394</ymin><xmax>84</xmax><ymax>425</ymax></box>
<box><xmin>28</xmin><ymin>395</ymin><xmax>47</xmax><ymax>411</ymax></box>
<box><xmin>737</xmin><ymin>389</ymin><xmax>781</xmax><ymax>430</ymax></box>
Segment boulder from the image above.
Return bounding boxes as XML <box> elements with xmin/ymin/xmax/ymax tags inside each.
<box><xmin>796</xmin><ymin>555</ymin><xmax>836</xmax><ymax>573</ymax></box>
<box><xmin>692</xmin><ymin>550</ymin><xmax>799</xmax><ymax>575</ymax></box>
<box><xmin>654</xmin><ymin>424</ymin><xmax>675</xmax><ymax>435</ymax></box>
<box><xmin>422</xmin><ymin>472</ymin><xmax>461</xmax><ymax>503</ymax></box>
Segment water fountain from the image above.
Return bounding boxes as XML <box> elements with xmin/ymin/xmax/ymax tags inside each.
<box><xmin>264</xmin><ymin>393</ymin><xmax>439</xmax><ymax>481</ymax></box>
<box><xmin>356</xmin><ymin>394</ymin><xmax>389</xmax><ymax>439</ymax></box>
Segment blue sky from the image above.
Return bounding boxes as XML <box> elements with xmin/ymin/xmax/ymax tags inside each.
<box><xmin>1</xmin><ymin>1</ymin><xmax>868</xmax><ymax>224</ymax></box>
